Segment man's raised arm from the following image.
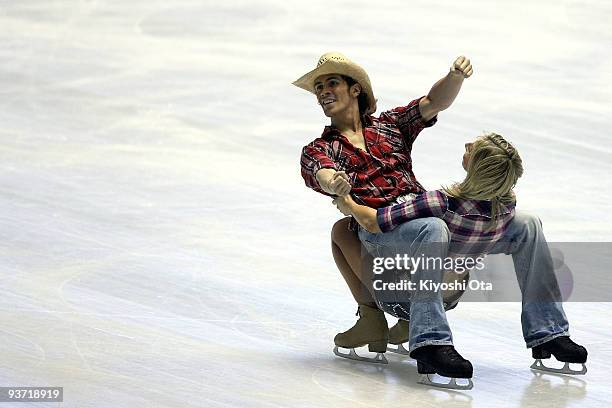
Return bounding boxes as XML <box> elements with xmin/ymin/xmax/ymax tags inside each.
<box><xmin>419</xmin><ymin>56</ymin><xmax>473</xmax><ymax>122</ymax></box>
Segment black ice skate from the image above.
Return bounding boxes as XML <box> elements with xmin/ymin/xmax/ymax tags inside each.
<box><xmin>386</xmin><ymin>300</ymin><xmax>464</xmax><ymax>356</ymax></box>
<box><xmin>530</xmin><ymin>336</ymin><xmax>588</xmax><ymax>375</ymax></box>
<box><xmin>411</xmin><ymin>345</ymin><xmax>474</xmax><ymax>390</ymax></box>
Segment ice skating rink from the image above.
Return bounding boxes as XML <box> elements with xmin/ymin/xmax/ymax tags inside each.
<box><xmin>1</xmin><ymin>1</ymin><xmax>611</xmax><ymax>407</ymax></box>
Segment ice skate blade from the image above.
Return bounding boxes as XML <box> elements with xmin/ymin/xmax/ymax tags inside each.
<box><xmin>418</xmin><ymin>374</ymin><xmax>474</xmax><ymax>391</ymax></box>
<box><xmin>333</xmin><ymin>346</ymin><xmax>388</xmax><ymax>364</ymax></box>
<box><xmin>530</xmin><ymin>359</ymin><xmax>587</xmax><ymax>375</ymax></box>
<box><xmin>387</xmin><ymin>343</ymin><xmax>410</xmax><ymax>356</ymax></box>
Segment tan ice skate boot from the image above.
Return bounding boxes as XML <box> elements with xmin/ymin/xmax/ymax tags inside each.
<box><xmin>333</xmin><ymin>304</ymin><xmax>389</xmax><ymax>364</ymax></box>
<box><xmin>387</xmin><ymin>319</ymin><xmax>410</xmax><ymax>355</ymax></box>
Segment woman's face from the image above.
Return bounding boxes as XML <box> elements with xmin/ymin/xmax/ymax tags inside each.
<box><xmin>313</xmin><ymin>74</ymin><xmax>356</xmax><ymax>118</ymax></box>
<box><xmin>462</xmin><ymin>141</ymin><xmax>474</xmax><ymax>171</ymax></box>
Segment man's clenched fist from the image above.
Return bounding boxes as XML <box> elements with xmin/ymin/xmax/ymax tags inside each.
<box><xmin>327</xmin><ymin>171</ymin><xmax>351</xmax><ymax>196</ymax></box>
<box><xmin>316</xmin><ymin>168</ymin><xmax>352</xmax><ymax>196</ymax></box>
<box><xmin>450</xmin><ymin>56</ymin><xmax>473</xmax><ymax>78</ymax></box>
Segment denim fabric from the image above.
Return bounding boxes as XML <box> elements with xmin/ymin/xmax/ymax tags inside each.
<box><xmin>359</xmin><ymin>217</ymin><xmax>454</xmax><ymax>353</ymax></box>
<box><xmin>487</xmin><ymin>211</ymin><xmax>569</xmax><ymax>348</ymax></box>
<box><xmin>358</xmin><ymin>211</ymin><xmax>569</xmax><ymax>352</ymax></box>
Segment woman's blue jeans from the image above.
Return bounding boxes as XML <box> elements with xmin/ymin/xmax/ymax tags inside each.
<box><xmin>357</xmin><ymin>212</ymin><xmax>570</xmax><ymax>353</ymax></box>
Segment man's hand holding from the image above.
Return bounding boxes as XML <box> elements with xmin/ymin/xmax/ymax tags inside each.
<box><xmin>316</xmin><ymin>169</ymin><xmax>351</xmax><ymax>196</ymax></box>
<box><xmin>328</xmin><ymin>171</ymin><xmax>351</xmax><ymax>196</ymax></box>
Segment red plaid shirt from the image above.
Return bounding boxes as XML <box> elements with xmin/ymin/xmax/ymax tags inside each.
<box><xmin>377</xmin><ymin>190</ymin><xmax>516</xmax><ymax>256</ymax></box>
<box><xmin>301</xmin><ymin>97</ymin><xmax>437</xmax><ymax>214</ymax></box>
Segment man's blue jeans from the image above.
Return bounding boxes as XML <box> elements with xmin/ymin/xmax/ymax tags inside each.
<box><xmin>358</xmin><ymin>212</ymin><xmax>570</xmax><ymax>353</ymax></box>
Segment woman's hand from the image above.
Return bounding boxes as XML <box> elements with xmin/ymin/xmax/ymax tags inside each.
<box><xmin>332</xmin><ymin>196</ymin><xmax>382</xmax><ymax>234</ymax></box>
<box><xmin>332</xmin><ymin>195</ymin><xmax>355</xmax><ymax>216</ymax></box>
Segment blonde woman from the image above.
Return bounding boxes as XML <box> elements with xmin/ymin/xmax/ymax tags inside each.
<box><xmin>334</xmin><ymin>133</ymin><xmax>587</xmax><ymax>388</ymax></box>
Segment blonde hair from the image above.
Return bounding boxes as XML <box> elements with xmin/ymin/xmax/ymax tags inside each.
<box><xmin>442</xmin><ymin>133</ymin><xmax>523</xmax><ymax>222</ymax></box>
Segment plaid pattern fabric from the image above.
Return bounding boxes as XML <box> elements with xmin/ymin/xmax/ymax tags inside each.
<box><xmin>377</xmin><ymin>190</ymin><xmax>516</xmax><ymax>256</ymax></box>
<box><xmin>300</xmin><ymin>97</ymin><xmax>436</xmax><ymax>209</ymax></box>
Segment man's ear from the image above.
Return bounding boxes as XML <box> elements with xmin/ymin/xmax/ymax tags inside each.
<box><xmin>352</xmin><ymin>83</ymin><xmax>362</xmax><ymax>97</ymax></box>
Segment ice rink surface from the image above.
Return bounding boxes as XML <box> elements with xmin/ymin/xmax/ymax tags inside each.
<box><xmin>1</xmin><ymin>0</ymin><xmax>611</xmax><ymax>407</ymax></box>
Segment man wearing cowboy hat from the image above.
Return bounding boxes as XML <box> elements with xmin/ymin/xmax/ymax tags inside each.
<box><xmin>295</xmin><ymin>51</ymin><xmax>475</xmax><ymax>385</ymax></box>
<box><xmin>294</xmin><ymin>52</ymin><xmax>587</xmax><ymax>389</ymax></box>
<box><xmin>296</xmin><ymin>51</ymin><xmax>471</xmax><ymax>209</ymax></box>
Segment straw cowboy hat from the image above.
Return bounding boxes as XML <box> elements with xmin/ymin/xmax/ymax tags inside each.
<box><xmin>292</xmin><ymin>52</ymin><xmax>377</xmax><ymax>115</ymax></box>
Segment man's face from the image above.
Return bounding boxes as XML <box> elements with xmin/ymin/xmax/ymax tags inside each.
<box><xmin>313</xmin><ymin>74</ymin><xmax>359</xmax><ymax>117</ymax></box>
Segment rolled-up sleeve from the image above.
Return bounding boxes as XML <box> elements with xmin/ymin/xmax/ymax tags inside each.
<box><xmin>379</xmin><ymin>97</ymin><xmax>437</xmax><ymax>146</ymax></box>
<box><xmin>300</xmin><ymin>141</ymin><xmax>337</xmax><ymax>196</ymax></box>
<box><xmin>377</xmin><ymin>190</ymin><xmax>448</xmax><ymax>232</ymax></box>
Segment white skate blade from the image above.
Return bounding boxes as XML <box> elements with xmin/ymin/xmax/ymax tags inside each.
<box><xmin>387</xmin><ymin>343</ymin><xmax>410</xmax><ymax>356</ymax></box>
<box><xmin>418</xmin><ymin>374</ymin><xmax>474</xmax><ymax>391</ymax></box>
<box><xmin>333</xmin><ymin>346</ymin><xmax>388</xmax><ymax>364</ymax></box>
<box><xmin>530</xmin><ymin>359</ymin><xmax>587</xmax><ymax>375</ymax></box>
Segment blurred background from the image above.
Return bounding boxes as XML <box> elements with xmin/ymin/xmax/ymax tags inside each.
<box><xmin>0</xmin><ymin>1</ymin><xmax>611</xmax><ymax>407</ymax></box>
